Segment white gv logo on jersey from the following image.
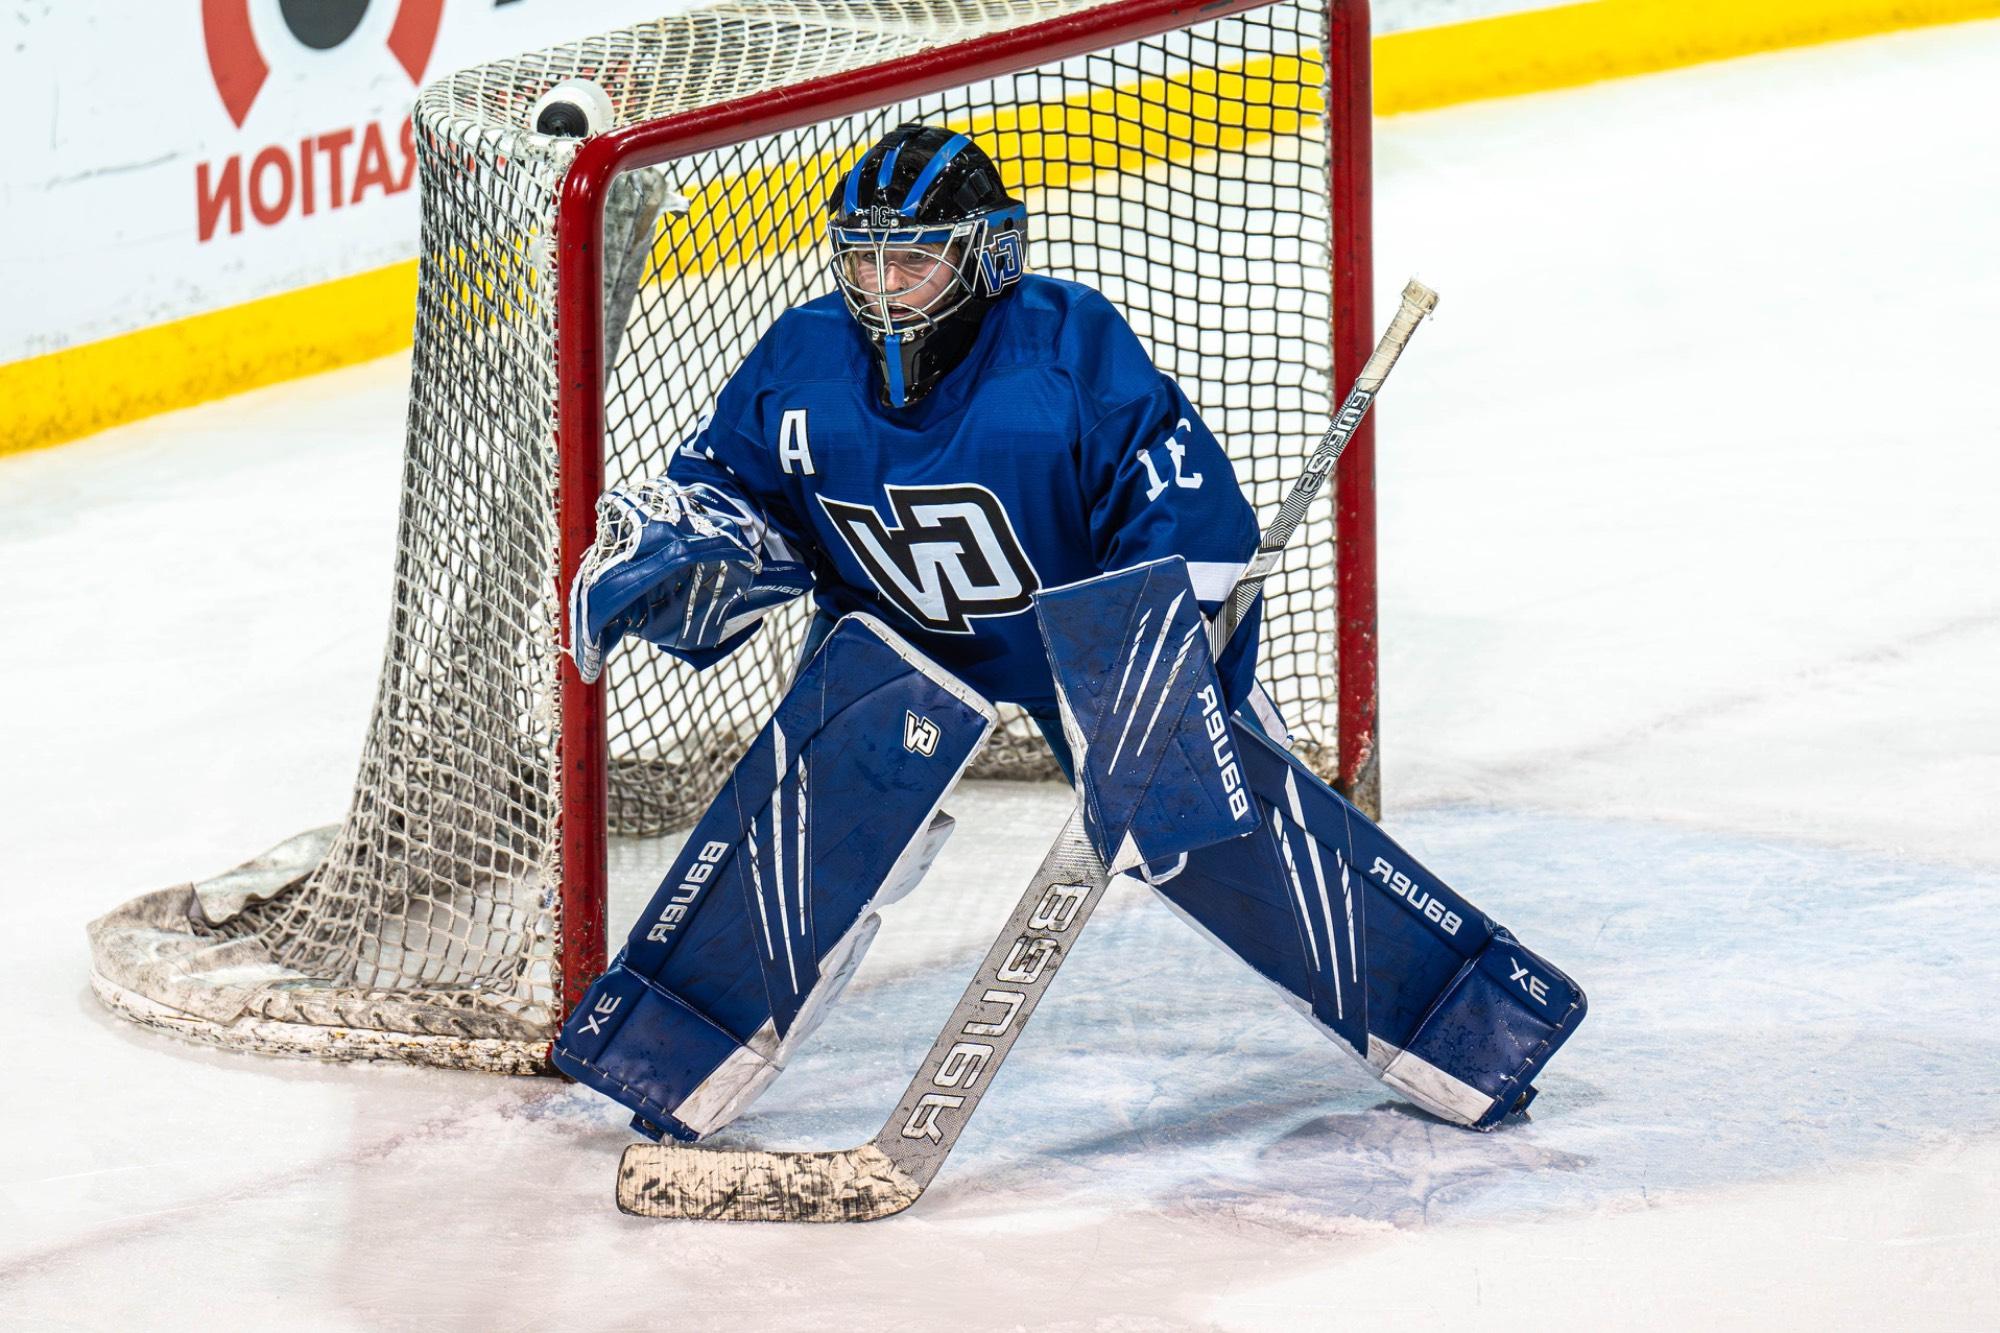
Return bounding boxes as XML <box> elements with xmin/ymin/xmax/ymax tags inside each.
<box><xmin>819</xmin><ymin>484</ymin><xmax>1040</xmax><ymax>634</ymax></box>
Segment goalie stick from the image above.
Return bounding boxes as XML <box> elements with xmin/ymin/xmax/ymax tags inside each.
<box><xmin>616</xmin><ymin>279</ymin><xmax>1440</xmax><ymax>1222</ymax></box>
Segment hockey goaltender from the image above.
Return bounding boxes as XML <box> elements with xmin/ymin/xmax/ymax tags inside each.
<box><xmin>550</xmin><ymin>120</ymin><xmax>1585</xmax><ymax>1220</ymax></box>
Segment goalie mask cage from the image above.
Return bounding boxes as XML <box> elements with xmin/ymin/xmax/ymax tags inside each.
<box><xmin>88</xmin><ymin>0</ymin><xmax>1376</xmax><ymax>1073</ymax></box>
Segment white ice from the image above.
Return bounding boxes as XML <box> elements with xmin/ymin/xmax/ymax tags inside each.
<box><xmin>4</xmin><ymin>21</ymin><xmax>1998</xmax><ymax>1330</ymax></box>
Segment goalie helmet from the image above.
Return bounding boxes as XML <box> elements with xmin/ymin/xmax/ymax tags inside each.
<box><xmin>827</xmin><ymin>124</ymin><xmax>1027</xmax><ymax>407</ymax></box>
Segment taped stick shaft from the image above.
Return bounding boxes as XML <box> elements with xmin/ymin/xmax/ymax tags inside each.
<box><xmin>866</xmin><ymin>813</ymin><xmax>1105</xmax><ymax>1193</ymax></box>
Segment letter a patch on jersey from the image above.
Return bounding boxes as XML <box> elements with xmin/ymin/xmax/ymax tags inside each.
<box><xmin>777</xmin><ymin>409</ymin><xmax>816</xmax><ymax>474</ymax></box>
<box><xmin>819</xmin><ymin>484</ymin><xmax>1040</xmax><ymax>634</ymax></box>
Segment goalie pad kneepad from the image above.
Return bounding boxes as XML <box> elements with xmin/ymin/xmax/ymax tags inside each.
<box><xmin>1158</xmin><ymin>723</ymin><xmax>1588</xmax><ymax>1130</ymax></box>
<box><xmin>552</xmin><ymin>614</ymin><xmax>995</xmax><ymax>1140</ymax></box>
<box><xmin>1034</xmin><ymin>557</ymin><xmax>1261</xmax><ymax>872</ymax></box>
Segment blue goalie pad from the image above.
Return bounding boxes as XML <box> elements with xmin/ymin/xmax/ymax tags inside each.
<box><xmin>1035</xmin><ymin>557</ymin><xmax>1261</xmax><ymax>873</ymax></box>
<box><xmin>552</xmin><ymin>613</ymin><xmax>995</xmax><ymax>1140</ymax></box>
<box><xmin>1157</xmin><ymin>722</ymin><xmax>1588</xmax><ymax>1130</ymax></box>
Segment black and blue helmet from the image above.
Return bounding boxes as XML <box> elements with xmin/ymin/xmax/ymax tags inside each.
<box><xmin>827</xmin><ymin>124</ymin><xmax>1027</xmax><ymax>407</ymax></box>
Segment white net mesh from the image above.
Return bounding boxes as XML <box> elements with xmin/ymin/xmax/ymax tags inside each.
<box><xmin>88</xmin><ymin>0</ymin><xmax>1352</xmax><ymax>1070</ymax></box>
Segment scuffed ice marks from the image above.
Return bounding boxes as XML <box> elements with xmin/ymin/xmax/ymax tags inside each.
<box><xmin>714</xmin><ymin>807</ymin><xmax>2000</xmax><ymax>1230</ymax></box>
<box><xmin>1247</xmin><ymin>1108</ymin><xmax>1592</xmax><ymax>1230</ymax></box>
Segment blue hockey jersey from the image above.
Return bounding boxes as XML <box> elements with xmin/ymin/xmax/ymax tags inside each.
<box><xmin>666</xmin><ymin>275</ymin><xmax>1262</xmax><ymax>713</ymax></box>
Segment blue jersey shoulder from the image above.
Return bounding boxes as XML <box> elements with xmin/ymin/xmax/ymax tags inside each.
<box><xmin>742</xmin><ymin>291</ymin><xmax>872</xmax><ymax>384</ymax></box>
<box><xmin>978</xmin><ymin>276</ymin><xmax>1166</xmax><ymax>428</ymax></box>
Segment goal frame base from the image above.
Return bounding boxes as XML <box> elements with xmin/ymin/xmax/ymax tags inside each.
<box><xmin>87</xmin><ymin>971</ymin><xmax>552</xmax><ymax>1075</ymax></box>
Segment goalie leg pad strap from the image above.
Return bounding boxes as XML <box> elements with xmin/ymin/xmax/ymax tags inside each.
<box><xmin>552</xmin><ymin>613</ymin><xmax>996</xmax><ymax>1140</ymax></box>
<box><xmin>1157</xmin><ymin>721</ymin><xmax>1588</xmax><ymax>1129</ymax></box>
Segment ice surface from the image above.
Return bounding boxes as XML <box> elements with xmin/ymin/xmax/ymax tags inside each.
<box><xmin>4</xmin><ymin>20</ymin><xmax>1998</xmax><ymax>1330</ymax></box>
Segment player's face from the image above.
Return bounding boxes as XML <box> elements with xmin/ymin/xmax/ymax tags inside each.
<box><xmin>838</xmin><ymin>239</ymin><xmax>966</xmax><ymax>331</ymax></box>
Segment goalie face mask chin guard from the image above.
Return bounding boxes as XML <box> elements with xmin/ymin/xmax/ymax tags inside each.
<box><xmin>826</xmin><ymin>124</ymin><xmax>1026</xmax><ymax>407</ymax></box>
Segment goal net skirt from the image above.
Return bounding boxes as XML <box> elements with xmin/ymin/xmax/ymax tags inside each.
<box><xmin>88</xmin><ymin>0</ymin><xmax>1376</xmax><ymax>1072</ymax></box>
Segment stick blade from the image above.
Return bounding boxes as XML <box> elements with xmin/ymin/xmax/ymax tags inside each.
<box><xmin>616</xmin><ymin>1142</ymin><xmax>924</xmax><ymax>1222</ymax></box>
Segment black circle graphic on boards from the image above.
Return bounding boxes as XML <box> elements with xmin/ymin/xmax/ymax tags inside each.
<box><xmin>279</xmin><ymin>0</ymin><xmax>372</xmax><ymax>51</ymax></box>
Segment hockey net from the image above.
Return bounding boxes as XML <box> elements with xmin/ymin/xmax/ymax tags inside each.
<box><xmin>88</xmin><ymin>0</ymin><xmax>1374</xmax><ymax>1072</ymax></box>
